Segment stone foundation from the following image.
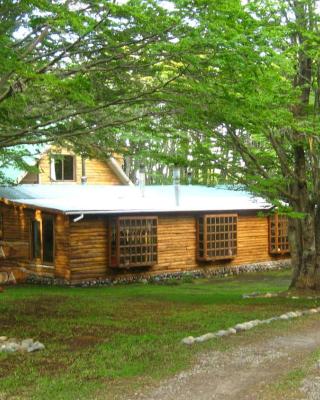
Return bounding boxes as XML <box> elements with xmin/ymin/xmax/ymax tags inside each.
<box><xmin>22</xmin><ymin>259</ymin><xmax>291</xmax><ymax>287</ymax></box>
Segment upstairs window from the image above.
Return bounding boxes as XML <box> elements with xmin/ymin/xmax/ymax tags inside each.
<box><xmin>51</xmin><ymin>155</ymin><xmax>75</xmax><ymax>181</ymax></box>
<box><xmin>197</xmin><ymin>214</ymin><xmax>237</xmax><ymax>261</ymax></box>
<box><xmin>110</xmin><ymin>217</ymin><xmax>158</xmax><ymax>268</ymax></box>
<box><xmin>269</xmin><ymin>215</ymin><xmax>289</xmax><ymax>254</ymax></box>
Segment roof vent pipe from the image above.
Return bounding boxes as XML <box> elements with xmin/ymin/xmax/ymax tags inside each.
<box><xmin>81</xmin><ymin>156</ymin><xmax>87</xmax><ymax>185</ymax></box>
<box><xmin>173</xmin><ymin>165</ymin><xmax>180</xmax><ymax>207</ymax></box>
<box><xmin>187</xmin><ymin>170</ymin><xmax>192</xmax><ymax>185</ymax></box>
<box><xmin>139</xmin><ymin>164</ymin><xmax>146</xmax><ymax>198</ymax></box>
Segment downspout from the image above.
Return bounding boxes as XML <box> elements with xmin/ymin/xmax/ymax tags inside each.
<box><xmin>73</xmin><ymin>214</ymin><xmax>84</xmax><ymax>223</ymax></box>
<box><xmin>173</xmin><ymin>165</ymin><xmax>180</xmax><ymax>207</ymax></box>
<box><xmin>187</xmin><ymin>171</ymin><xmax>192</xmax><ymax>185</ymax></box>
<box><xmin>139</xmin><ymin>164</ymin><xmax>146</xmax><ymax>198</ymax></box>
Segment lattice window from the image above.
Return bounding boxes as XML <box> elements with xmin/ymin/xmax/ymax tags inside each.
<box><xmin>269</xmin><ymin>215</ymin><xmax>290</xmax><ymax>254</ymax></box>
<box><xmin>197</xmin><ymin>214</ymin><xmax>237</xmax><ymax>261</ymax></box>
<box><xmin>109</xmin><ymin>217</ymin><xmax>158</xmax><ymax>268</ymax></box>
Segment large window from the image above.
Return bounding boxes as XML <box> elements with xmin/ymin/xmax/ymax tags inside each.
<box><xmin>42</xmin><ymin>216</ymin><xmax>54</xmax><ymax>263</ymax></box>
<box><xmin>51</xmin><ymin>155</ymin><xmax>75</xmax><ymax>181</ymax></box>
<box><xmin>31</xmin><ymin>215</ymin><xmax>55</xmax><ymax>264</ymax></box>
<box><xmin>109</xmin><ymin>217</ymin><xmax>158</xmax><ymax>268</ymax></box>
<box><xmin>197</xmin><ymin>214</ymin><xmax>237</xmax><ymax>261</ymax></box>
<box><xmin>31</xmin><ymin>220</ymin><xmax>41</xmax><ymax>259</ymax></box>
<box><xmin>269</xmin><ymin>215</ymin><xmax>289</xmax><ymax>254</ymax></box>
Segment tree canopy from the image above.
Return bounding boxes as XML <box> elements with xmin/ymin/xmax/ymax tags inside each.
<box><xmin>158</xmin><ymin>0</ymin><xmax>320</xmax><ymax>288</ymax></box>
<box><xmin>0</xmin><ymin>0</ymin><xmax>180</xmax><ymax>178</ymax></box>
<box><xmin>118</xmin><ymin>0</ymin><xmax>320</xmax><ymax>288</ymax></box>
<box><xmin>2</xmin><ymin>0</ymin><xmax>320</xmax><ymax>288</ymax></box>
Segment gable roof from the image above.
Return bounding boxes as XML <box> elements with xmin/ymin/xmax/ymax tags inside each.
<box><xmin>0</xmin><ymin>184</ymin><xmax>272</xmax><ymax>215</ymax></box>
<box><xmin>2</xmin><ymin>144</ymin><xmax>132</xmax><ymax>185</ymax></box>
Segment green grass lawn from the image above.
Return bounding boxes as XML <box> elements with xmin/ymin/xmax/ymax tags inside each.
<box><xmin>0</xmin><ymin>269</ymin><xmax>319</xmax><ymax>400</ymax></box>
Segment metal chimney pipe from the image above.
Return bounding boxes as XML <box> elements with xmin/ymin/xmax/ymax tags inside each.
<box><xmin>173</xmin><ymin>165</ymin><xmax>180</xmax><ymax>206</ymax></box>
<box><xmin>81</xmin><ymin>156</ymin><xmax>87</xmax><ymax>185</ymax></box>
<box><xmin>139</xmin><ymin>164</ymin><xmax>146</xmax><ymax>198</ymax></box>
<box><xmin>187</xmin><ymin>170</ymin><xmax>192</xmax><ymax>185</ymax></box>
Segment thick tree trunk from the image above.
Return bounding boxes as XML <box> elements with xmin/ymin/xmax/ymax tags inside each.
<box><xmin>287</xmin><ymin>1</ymin><xmax>320</xmax><ymax>290</ymax></box>
<box><xmin>313</xmin><ymin>206</ymin><xmax>320</xmax><ymax>285</ymax></box>
<box><xmin>289</xmin><ymin>213</ymin><xmax>319</xmax><ymax>289</ymax></box>
<box><xmin>288</xmin><ymin>144</ymin><xmax>319</xmax><ymax>290</ymax></box>
<box><xmin>289</xmin><ymin>201</ymin><xmax>320</xmax><ymax>290</ymax></box>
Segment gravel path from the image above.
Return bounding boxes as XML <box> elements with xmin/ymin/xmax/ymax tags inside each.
<box><xmin>134</xmin><ymin>319</ymin><xmax>320</xmax><ymax>400</ymax></box>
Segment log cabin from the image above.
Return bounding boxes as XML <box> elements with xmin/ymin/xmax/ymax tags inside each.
<box><xmin>0</xmin><ymin>184</ymin><xmax>290</xmax><ymax>284</ymax></box>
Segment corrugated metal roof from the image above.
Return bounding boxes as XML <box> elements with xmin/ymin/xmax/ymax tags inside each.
<box><xmin>0</xmin><ymin>184</ymin><xmax>272</xmax><ymax>215</ymax></box>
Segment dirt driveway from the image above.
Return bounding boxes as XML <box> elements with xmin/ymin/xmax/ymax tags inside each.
<box><xmin>134</xmin><ymin>318</ymin><xmax>320</xmax><ymax>400</ymax></box>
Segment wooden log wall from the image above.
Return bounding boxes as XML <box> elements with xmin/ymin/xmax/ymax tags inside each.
<box><xmin>0</xmin><ymin>205</ymin><xmax>287</xmax><ymax>283</ymax></box>
<box><xmin>156</xmin><ymin>215</ymin><xmax>196</xmax><ymax>272</ymax></box>
<box><xmin>236</xmin><ymin>215</ymin><xmax>272</xmax><ymax>264</ymax></box>
<box><xmin>21</xmin><ymin>146</ymin><xmax>124</xmax><ymax>185</ymax></box>
<box><xmin>0</xmin><ymin>203</ymin><xmax>70</xmax><ymax>279</ymax></box>
<box><xmin>69</xmin><ymin>217</ymin><xmax>108</xmax><ymax>281</ymax></box>
<box><xmin>83</xmin><ymin>159</ymin><xmax>122</xmax><ymax>185</ymax></box>
<box><xmin>54</xmin><ymin>214</ymin><xmax>70</xmax><ymax>280</ymax></box>
<box><xmin>20</xmin><ymin>172</ymin><xmax>38</xmax><ymax>184</ymax></box>
<box><xmin>0</xmin><ymin>204</ymin><xmax>31</xmax><ymax>268</ymax></box>
<box><xmin>155</xmin><ymin>214</ymin><xmax>275</xmax><ymax>273</ymax></box>
<box><xmin>68</xmin><ymin>213</ymin><xmax>285</xmax><ymax>282</ymax></box>
<box><xmin>20</xmin><ymin>147</ymin><xmax>123</xmax><ymax>185</ymax></box>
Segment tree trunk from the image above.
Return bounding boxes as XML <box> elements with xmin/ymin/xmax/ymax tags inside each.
<box><xmin>287</xmin><ymin>1</ymin><xmax>320</xmax><ymax>290</ymax></box>
<box><xmin>289</xmin><ymin>212</ymin><xmax>320</xmax><ymax>289</ymax></box>
<box><xmin>288</xmin><ymin>188</ymin><xmax>320</xmax><ymax>289</ymax></box>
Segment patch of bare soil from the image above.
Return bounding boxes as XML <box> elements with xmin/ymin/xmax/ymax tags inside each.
<box><xmin>5</xmin><ymin>295</ymin><xmax>69</xmax><ymax>319</ymax></box>
<box><xmin>67</xmin><ymin>335</ymin><xmax>105</xmax><ymax>351</ymax></box>
<box><xmin>0</xmin><ymin>296</ymin><xmax>67</xmax><ymax>336</ymax></box>
<box><xmin>134</xmin><ymin>318</ymin><xmax>320</xmax><ymax>400</ymax></box>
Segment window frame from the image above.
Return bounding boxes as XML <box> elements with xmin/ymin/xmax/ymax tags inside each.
<box><xmin>30</xmin><ymin>214</ymin><xmax>55</xmax><ymax>265</ymax></box>
<box><xmin>109</xmin><ymin>216</ymin><xmax>158</xmax><ymax>268</ymax></box>
<box><xmin>30</xmin><ymin>219</ymin><xmax>41</xmax><ymax>261</ymax></box>
<box><xmin>42</xmin><ymin>214</ymin><xmax>55</xmax><ymax>264</ymax></box>
<box><xmin>269</xmin><ymin>214</ymin><xmax>290</xmax><ymax>255</ymax></box>
<box><xmin>197</xmin><ymin>214</ymin><xmax>238</xmax><ymax>261</ymax></box>
<box><xmin>51</xmin><ymin>154</ymin><xmax>76</xmax><ymax>182</ymax></box>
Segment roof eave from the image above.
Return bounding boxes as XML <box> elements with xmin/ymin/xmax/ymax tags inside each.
<box><xmin>106</xmin><ymin>157</ymin><xmax>133</xmax><ymax>186</ymax></box>
<box><xmin>64</xmin><ymin>207</ymin><xmax>273</xmax><ymax>216</ymax></box>
<box><xmin>0</xmin><ymin>197</ymin><xmax>273</xmax><ymax>216</ymax></box>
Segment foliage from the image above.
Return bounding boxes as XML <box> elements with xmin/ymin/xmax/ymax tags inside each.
<box><xmin>155</xmin><ymin>1</ymin><xmax>320</xmax><ymax>202</ymax></box>
<box><xmin>142</xmin><ymin>0</ymin><xmax>320</xmax><ymax>288</ymax></box>
<box><xmin>0</xmin><ymin>0</ymin><xmax>181</xmax><ymax>175</ymax></box>
<box><xmin>2</xmin><ymin>0</ymin><xmax>320</xmax><ymax>287</ymax></box>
